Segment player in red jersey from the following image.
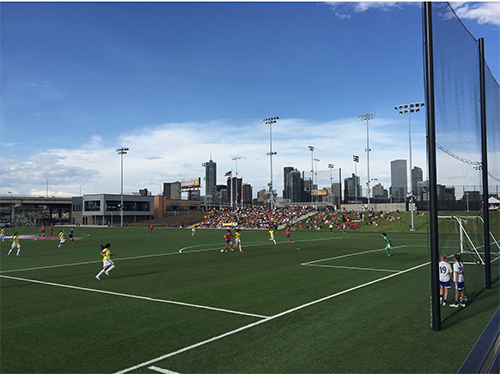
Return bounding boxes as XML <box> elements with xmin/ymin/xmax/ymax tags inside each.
<box><xmin>284</xmin><ymin>228</ymin><xmax>294</xmax><ymax>243</ymax></box>
<box><xmin>223</xmin><ymin>230</ymin><xmax>234</xmax><ymax>252</ymax></box>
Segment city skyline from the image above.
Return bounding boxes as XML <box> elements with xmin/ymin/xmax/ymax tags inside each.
<box><xmin>1</xmin><ymin>2</ymin><xmax>499</xmax><ymax>198</ymax></box>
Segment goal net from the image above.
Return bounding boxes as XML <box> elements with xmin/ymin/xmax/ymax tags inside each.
<box><xmin>438</xmin><ymin>216</ymin><xmax>500</xmax><ymax>265</ymax></box>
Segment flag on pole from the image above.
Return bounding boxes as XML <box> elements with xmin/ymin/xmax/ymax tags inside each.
<box><xmin>224</xmin><ymin>171</ymin><xmax>232</xmax><ymax>177</ymax></box>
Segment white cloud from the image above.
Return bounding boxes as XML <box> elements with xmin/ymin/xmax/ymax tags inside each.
<box><xmin>451</xmin><ymin>2</ymin><xmax>500</xmax><ymax>26</ymax></box>
<box><xmin>1</xmin><ymin>117</ymin><xmax>423</xmax><ymax>198</ymax></box>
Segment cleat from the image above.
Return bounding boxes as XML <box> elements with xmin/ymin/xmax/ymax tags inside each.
<box><xmin>449</xmin><ymin>304</ymin><xmax>459</xmax><ymax>308</ymax></box>
<box><xmin>461</xmin><ymin>303</ymin><xmax>466</xmax><ymax>307</ymax></box>
<box><xmin>387</xmin><ymin>254</ymin><xmax>391</xmax><ymax>257</ymax></box>
<box><xmin>105</xmin><ymin>272</ymin><xmax>110</xmax><ymax>276</ymax></box>
<box><xmin>95</xmin><ymin>276</ymin><xmax>100</xmax><ymax>280</ymax></box>
<box><xmin>239</xmin><ymin>250</ymin><xmax>243</xmax><ymax>252</ymax></box>
<box><xmin>16</xmin><ymin>255</ymin><xmax>20</xmax><ymax>257</ymax></box>
<box><xmin>442</xmin><ymin>302</ymin><xmax>446</xmax><ymax>306</ymax></box>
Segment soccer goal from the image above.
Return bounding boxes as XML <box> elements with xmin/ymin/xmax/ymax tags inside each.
<box><xmin>438</xmin><ymin>215</ymin><xmax>500</xmax><ymax>265</ymax></box>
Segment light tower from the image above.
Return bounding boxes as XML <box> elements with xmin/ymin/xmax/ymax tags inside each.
<box><xmin>358</xmin><ymin>112</ymin><xmax>376</xmax><ymax>208</ymax></box>
<box><xmin>116</xmin><ymin>147</ymin><xmax>129</xmax><ymax>227</ymax></box>
<box><xmin>264</xmin><ymin>117</ymin><xmax>278</xmax><ymax>210</ymax></box>
<box><xmin>394</xmin><ymin>102</ymin><xmax>424</xmax><ymax>230</ymax></box>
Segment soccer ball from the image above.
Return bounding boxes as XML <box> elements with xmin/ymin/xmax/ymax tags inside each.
<box><xmin>220</xmin><ymin>249</ymin><xmax>224</xmax><ymax>252</ymax></box>
<box><xmin>463</xmin><ymin>295</ymin><xmax>468</xmax><ymax>303</ymax></box>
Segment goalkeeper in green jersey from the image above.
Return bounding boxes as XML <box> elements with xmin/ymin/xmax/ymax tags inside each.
<box><xmin>381</xmin><ymin>233</ymin><xmax>391</xmax><ymax>257</ymax></box>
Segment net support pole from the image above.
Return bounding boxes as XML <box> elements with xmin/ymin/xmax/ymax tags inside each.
<box><xmin>423</xmin><ymin>2</ymin><xmax>441</xmax><ymax>331</ymax></box>
<box><xmin>479</xmin><ymin>38</ymin><xmax>491</xmax><ymax>289</ymax></box>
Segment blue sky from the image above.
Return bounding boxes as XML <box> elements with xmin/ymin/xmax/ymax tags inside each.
<box><xmin>1</xmin><ymin>1</ymin><xmax>499</xmax><ymax>198</ymax></box>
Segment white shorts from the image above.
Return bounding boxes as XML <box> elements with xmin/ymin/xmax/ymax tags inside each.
<box><xmin>235</xmin><ymin>238</ymin><xmax>241</xmax><ymax>244</ymax></box>
<box><xmin>59</xmin><ymin>238</ymin><xmax>66</xmax><ymax>244</ymax></box>
<box><xmin>103</xmin><ymin>259</ymin><xmax>115</xmax><ymax>268</ymax></box>
<box><xmin>11</xmin><ymin>243</ymin><xmax>20</xmax><ymax>249</ymax></box>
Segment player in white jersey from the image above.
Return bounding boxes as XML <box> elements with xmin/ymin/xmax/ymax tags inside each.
<box><xmin>450</xmin><ymin>254</ymin><xmax>466</xmax><ymax>308</ymax></box>
<box><xmin>438</xmin><ymin>254</ymin><xmax>452</xmax><ymax>306</ymax></box>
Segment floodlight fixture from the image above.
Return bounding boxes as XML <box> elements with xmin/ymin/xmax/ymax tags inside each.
<box><xmin>264</xmin><ymin>117</ymin><xmax>279</xmax><ymax>210</ymax></box>
<box><xmin>394</xmin><ymin>101</ymin><xmax>424</xmax><ymax>230</ymax></box>
<box><xmin>358</xmin><ymin>112</ymin><xmax>377</xmax><ymax>207</ymax></box>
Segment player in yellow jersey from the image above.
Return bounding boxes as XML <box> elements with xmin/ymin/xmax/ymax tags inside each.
<box><xmin>57</xmin><ymin>230</ymin><xmax>66</xmax><ymax>248</ymax></box>
<box><xmin>95</xmin><ymin>243</ymin><xmax>117</xmax><ymax>280</ymax></box>
<box><xmin>268</xmin><ymin>227</ymin><xmax>277</xmax><ymax>245</ymax></box>
<box><xmin>235</xmin><ymin>229</ymin><xmax>242</xmax><ymax>252</ymax></box>
<box><xmin>8</xmin><ymin>232</ymin><xmax>21</xmax><ymax>257</ymax></box>
<box><xmin>1</xmin><ymin>227</ymin><xmax>5</xmax><ymax>242</ymax></box>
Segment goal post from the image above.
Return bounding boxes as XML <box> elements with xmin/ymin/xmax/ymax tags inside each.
<box><xmin>438</xmin><ymin>215</ymin><xmax>500</xmax><ymax>265</ymax></box>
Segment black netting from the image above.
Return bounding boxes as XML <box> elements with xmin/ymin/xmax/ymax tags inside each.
<box><xmin>428</xmin><ymin>2</ymin><xmax>500</xmax><ymax>305</ymax></box>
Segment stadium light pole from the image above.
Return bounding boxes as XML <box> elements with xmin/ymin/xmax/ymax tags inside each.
<box><xmin>394</xmin><ymin>102</ymin><xmax>424</xmax><ymax>230</ymax></box>
<box><xmin>116</xmin><ymin>147</ymin><xmax>129</xmax><ymax>228</ymax></box>
<box><xmin>353</xmin><ymin>155</ymin><xmax>359</xmax><ymax>200</ymax></box>
<box><xmin>358</xmin><ymin>112</ymin><xmax>376</xmax><ymax>209</ymax></box>
<box><xmin>8</xmin><ymin>191</ymin><xmax>13</xmax><ymax>226</ymax></box>
<box><xmin>264</xmin><ymin>117</ymin><xmax>278</xmax><ymax>210</ymax></box>
<box><xmin>46</xmin><ymin>178</ymin><xmax>49</xmax><ymax>199</ymax></box>
<box><xmin>313</xmin><ymin>158</ymin><xmax>320</xmax><ymax>203</ymax></box>
<box><xmin>308</xmin><ymin>146</ymin><xmax>315</xmax><ymax>201</ymax></box>
<box><xmin>328</xmin><ymin>164</ymin><xmax>335</xmax><ymax>206</ymax></box>
<box><xmin>232</xmin><ymin>156</ymin><xmax>241</xmax><ymax>208</ymax></box>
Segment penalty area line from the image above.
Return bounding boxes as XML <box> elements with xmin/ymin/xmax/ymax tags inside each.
<box><xmin>114</xmin><ymin>261</ymin><xmax>429</xmax><ymax>374</ymax></box>
<box><xmin>301</xmin><ymin>245</ymin><xmax>407</xmax><ymax>266</ymax></box>
<box><xmin>304</xmin><ymin>264</ymin><xmax>400</xmax><ymax>273</ymax></box>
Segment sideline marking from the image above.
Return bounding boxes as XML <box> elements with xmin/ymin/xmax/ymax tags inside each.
<box><xmin>0</xmin><ymin>274</ymin><xmax>270</xmax><ymax>319</ymax></box>
<box><xmin>148</xmin><ymin>366</ymin><xmax>180</xmax><ymax>374</ymax></box>
<box><xmin>114</xmin><ymin>261</ymin><xmax>429</xmax><ymax>374</ymax></box>
<box><xmin>0</xmin><ymin>251</ymin><xmax>184</xmax><ymax>274</ymax></box>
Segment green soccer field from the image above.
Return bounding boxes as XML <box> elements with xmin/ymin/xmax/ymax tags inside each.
<box><xmin>1</xmin><ymin>225</ymin><xmax>499</xmax><ymax>373</ymax></box>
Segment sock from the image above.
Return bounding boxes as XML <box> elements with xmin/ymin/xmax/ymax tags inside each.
<box><xmin>96</xmin><ymin>270</ymin><xmax>105</xmax><ymax>278</ymax></box>
<box><xmin>106</xmin><ymin>265</ymin><xmax>115</xmax><ymax>273</ymax></box>
<box><xmin>17</xmin><ymin>249</ymin><xmax>20</xmax><ymax>255</ymax></box>
<box><xmin>8</xmin><ymin>250</ymin><xmax>12</xmax><ymax>256</ymax></box>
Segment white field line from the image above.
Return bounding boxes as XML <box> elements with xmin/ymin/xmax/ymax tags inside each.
<box><xmin>306</xmin><ymin>264</ymin><xmax>400</xmax><ymax>273</ymax></box>
<box><xmin>148</xmin><ymin>366</ymin><xmax>180</xmax><ymax>374</ymax></box>
<box><xmin>114</xmin><ymin>261</ymin><xmax>430</xmax><ymax>374</ymax></box>
<box><xmin>0</xmin><ymin>251</ymin><xmax>183</xmax><ymax>274</ymax></box>
<box><xmin>301</xmin><ymin>245</ymin><xmax>407</xmax><ymax>266</ymax></box>
<box><xmin>178</xmin><ymin>236</ymin><xmax>343</xmax><ymax>254</ymax></box>
<box><xmin>0</xmin><ymin>237</ymin><xmax>342</xmax><ymax>274</ymax></box>
<box><xmin>0</xmin><ymin>274</ymin><xmax>270</xmax><ymax>319</ymax></box>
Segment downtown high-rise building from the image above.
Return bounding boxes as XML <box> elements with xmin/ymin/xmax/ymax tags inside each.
<box><xmin>391</xmin><ymin>159</ymin><xmax>407</xmax><ymax>202</ymax></box>
<box><xmin>203</xmin><ymin>157</ymin><xmax>217</xmax><ymax>197</ymax></box>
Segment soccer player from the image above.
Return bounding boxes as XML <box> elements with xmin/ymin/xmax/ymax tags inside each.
<box><xmin>49</xmin><ymin>224</ymin><xmax>53</xmax><ymax>236</ymax></box>
<box><xmin>268</xmin><ymin>228</ymin><xmax>277</xmax><ymax>245</ymax></box>
<box><xmin>439</xmin><ymin>254</ymin><xmax>453</xmax><ymax>306</ymax></box>
<box><xmin>223</xmin><ymin>230</ymin><xmax>234</xmax><ymax>252</ymax></box>
<box><xmin>8</xmin><ymin>232</ymin><xmax>21</xmax><ymax>257</ymax></box>
<box><xmin>95</xmin><ymin>243</ymin><xmax>117</xmax><ymax>280</ymax></box>
<box><xmin>1</xmin><ymin>227</ymin><xmax>5</xmax><ymax>242</ymax></box>
<box><xmin>191</xmin><ymin>226</ymin><xmax>196</xmax><ymax>236</ymax></box>
<box><xmin>381</xmin><ymin>233</ymin><xmax>391</xmax><ymax>256</ymax></box>
<box><xmin>41</xmin><ymin>225</ymin><xmax>45</xmax><ymax>238</ymax></box>
<box><xmin>69</xmin><ymin>228</ymin><xmax>75</xmax><ymax>243</ymax></box>
<box><xmin>57</xmin><ymin>230</ymin><xmax>66</xmax><ymax>248</ymax></box>
<box><xmin>235</xmin><ymin>229</ymin><xmax>242</xmax><ymax>252</ymax></box>
<box><xmin>450</xmin><ymin>254</ymin><xmax>466</xmax><ymax>308</ymax></box>
<box><xmin>284</xmin><ymin>228</ymin><xmax>294</xmax><ymax>243</ymax></box>
<box><xmin>149</xmin><ymin>224</ymin><xmax>155</xmax><ymax>234</ymax></box>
